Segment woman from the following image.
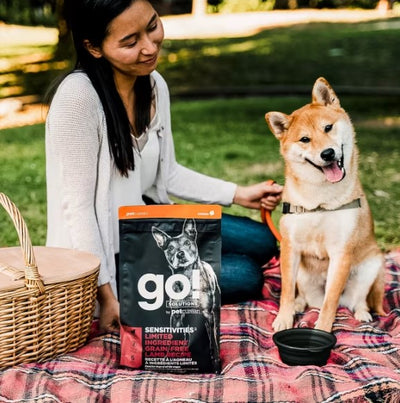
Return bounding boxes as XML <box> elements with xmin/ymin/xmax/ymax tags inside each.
<box><xmin>46</xmin><ymin>0</ymin><xmax>282</xmax><ymax>333</ymax></box>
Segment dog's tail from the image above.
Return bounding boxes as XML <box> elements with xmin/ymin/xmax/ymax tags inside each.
<box><xmin>260</xmin><ymin>179</ymin><xmax>282</xmax><ymax>243</ymax></box>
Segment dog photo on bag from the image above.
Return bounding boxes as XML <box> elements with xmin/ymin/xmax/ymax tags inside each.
<box><xmin>152</xmin><ymin>218</ymin><xmax>220</xmax><ymax>365</ymax></box>
<box><xmin>265</xmin><ymin>77</ymin><xmax>386</xmax><ymax>333</ymax></box>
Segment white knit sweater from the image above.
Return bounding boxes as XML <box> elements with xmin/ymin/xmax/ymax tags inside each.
<box><xmin>45</xmin><ymin>70</ymin><xmax>236</xmax><ymax>296</ymax></box>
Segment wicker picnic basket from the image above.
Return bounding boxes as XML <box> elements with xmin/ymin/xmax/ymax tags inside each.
<box><xmin>0</xmin><ymin>193</ymin><xmax>100</xmax><ymax>369</ymax></box>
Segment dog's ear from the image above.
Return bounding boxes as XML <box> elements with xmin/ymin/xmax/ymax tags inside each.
<box><xmin>312</xmin><ymin>77</ymin><xmax>341</xmax><ymax>108</ymax></box>
<box><xmin>152</xmin><ymin>227</ymin><xmax>170</xmax><ymax>249</ymax></box>
<box><xmin>265</xmin><ymin>112</ymin><xmax>291</xmax><ymax>140</ymax></box>
<box><xmin>183</xmin><ymin>219</ymin><xmax>197</xmax><ymax>240</ymax></box>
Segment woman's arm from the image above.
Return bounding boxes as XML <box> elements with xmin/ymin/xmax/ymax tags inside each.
<box><xmin>46</xmin><ymin>73</ymin><xmax>114</xmax><ymax>289</ymax></box>
<box><xmin>153</xmin><ymin>71</ymin><xmax>282</xmax><ymax>209</ymax></box>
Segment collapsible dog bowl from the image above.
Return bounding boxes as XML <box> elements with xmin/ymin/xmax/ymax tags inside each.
<box><xmin>273</xmin><ymin>328</ymin><xmax>336</xmax><ymax>366</ymax></box>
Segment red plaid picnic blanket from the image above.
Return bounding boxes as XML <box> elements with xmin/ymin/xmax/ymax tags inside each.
<box><xmin>1</xmin><ymin>250</ymin><xmax>400</xmax><ymax>402</ymax></box>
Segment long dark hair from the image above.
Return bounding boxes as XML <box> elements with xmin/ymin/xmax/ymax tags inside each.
<box><xmin>62</xmin><ymin>0</ymin><xmax>153</xmax><ymax>176</ymax></box>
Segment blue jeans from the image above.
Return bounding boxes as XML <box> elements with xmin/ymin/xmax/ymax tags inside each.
<box><xmin>220</xmin><ymin>213</ymin><xmax>278</xmax><ymax>304</ymax></box>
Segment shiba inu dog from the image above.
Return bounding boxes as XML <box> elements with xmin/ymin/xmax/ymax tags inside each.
<box><xmin>152</xmin><ymin>219</ymin><xmax>220</xmax><ymax>362</ymax></box>
<box><xmin>265</xmin><ymin>77</ymin><xmax>386</xmax><ymax>332</ymax></box>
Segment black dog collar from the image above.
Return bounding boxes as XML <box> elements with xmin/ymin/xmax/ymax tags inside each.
<box><xmin>282</xmin><ymin>198</ymin><xmax>361</xmax><ymax>214</ymax></box>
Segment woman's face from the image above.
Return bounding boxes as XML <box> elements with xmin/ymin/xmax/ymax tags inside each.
<box><xmin>90</xmin><ymin>0</ymin><xmax>164</xmax><ymax>79</ymax></box>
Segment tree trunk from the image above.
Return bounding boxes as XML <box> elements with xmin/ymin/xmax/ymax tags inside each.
<box><xmin>53</xmin><ymin>0</ymin><xmax>74</xmax><ymax>62</ymax></box>
<box><xmin>192</xmin><ymin>0</ymin><xmax>207</xmax><ymax>16</ymax></box>
<box><xmin>376</xmin><ymin>0</ymin><xmax>393</xmax><ymax>11</ymax></box>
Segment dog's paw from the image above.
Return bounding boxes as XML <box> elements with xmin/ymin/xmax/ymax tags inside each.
<box><xmin>294</xmin><ymin>296</ymin><xmax>306</xmax><ymax>313</ymax></box>
<box><xmin>272</xmin><ymin>314</ymin><xmax>294</xmax><ymax>332</ymax></box>
<box><xmin>354</xmin><ymin>309</ymin><xmax>373</xmax><ymax>322</ymax></box>
<box><xmin>314</xmin><ymin>318</ymin><xmax>333</xmax><ymax>333</ymax></box>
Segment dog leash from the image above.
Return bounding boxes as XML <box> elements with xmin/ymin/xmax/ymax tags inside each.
<box><xmin>260</xmin><ymin>179</ymin><xmax>282</xmax><ymax>243</ymax></box>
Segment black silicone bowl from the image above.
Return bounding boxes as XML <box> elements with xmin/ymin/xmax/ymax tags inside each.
<box><xmin>273</xmin><ymin>328</ymin><xmax>336</xmax><ymax>366</ymax></box>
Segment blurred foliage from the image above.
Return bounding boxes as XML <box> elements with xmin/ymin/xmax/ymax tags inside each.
<box><xmin>217</xmin><ymin>0</ymin><xmax>380</xmax><ymax>12</ymax></box>
<box><xmin>0</xmin><ymin>0</ymin><xmax>390</xmax><ymax>28</ymax></box>
<box><xmin>0</xmin><ymin>0</ymin><xmax>58</xmax><ymax>26</ymax></box>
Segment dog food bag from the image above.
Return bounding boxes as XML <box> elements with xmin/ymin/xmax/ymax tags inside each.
<box><xmin>119</xmin><ymin>204</ymin><xmax>221</xmax><ymax>374</ymax></box>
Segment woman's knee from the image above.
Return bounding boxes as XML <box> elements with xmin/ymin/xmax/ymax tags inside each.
<box><xmin>221</xmin><ymin>213</ymin><xmax>278</xmax><ymax>265</ymax></box>
<box><xmin>219</xmin><ymin>254</ymin><xmax>264</xmax><ymax>304</ymax></box>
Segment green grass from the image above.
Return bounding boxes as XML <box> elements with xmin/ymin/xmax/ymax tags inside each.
<box><xmin>0</xmin><ymin>17</ymin><xmax>399</xmax><ymax>250</ymax></box>
<box><xmin>0</xmin><ymin>124</ymin><xmax>47</xmax><ymax>246</ymax></box>
<box><xmin>0</xmin><ymin>96</ymin><xmax>399</xmax><ymax>250</ymax></box>
<box><xmin>158</xmin><ymin>18</ymin><xmax>400</xmax><ymax>93</ymax></box>
<box><xmin>1</xmin><ymin>18</ymin><xmax>400</xmax><ymax>100</ymax></box>
<box><xmin>171</xmin><ymin>96</ymin><xmax>400</xmax><ymax>251</ymax></box>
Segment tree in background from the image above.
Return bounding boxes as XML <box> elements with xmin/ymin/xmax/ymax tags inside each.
<box><xmin>192</xmin><ymin>0</ymin><xmax>207</xmax><ymax>15</ymax></box>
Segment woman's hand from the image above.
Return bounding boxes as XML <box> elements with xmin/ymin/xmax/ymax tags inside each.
<box><xmin>233</xmin><ymin>181</ymin><xmax>283</xmax><ymax>211</ymax></box>
<box><xmin>97</xmin><ymin>283</ymin><xmax>120</xmax><ymax>334</ymax></box>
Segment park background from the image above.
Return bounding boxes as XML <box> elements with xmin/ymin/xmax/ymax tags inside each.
<box><xmin>0</xmin><ymin>0</ymin><xmax>399</xmax><ymax>250</ymax></box>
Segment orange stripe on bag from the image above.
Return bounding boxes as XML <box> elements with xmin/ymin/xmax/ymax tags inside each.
<box><xmin>119</xmin><ymin>204</ymin><xmax>222</xmax><ymax>220</ymax></box>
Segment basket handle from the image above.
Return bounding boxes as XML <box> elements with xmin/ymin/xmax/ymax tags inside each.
<box><xmin>0</xmin><ymin>193</ymin><xmax>45</xmax><ymax>294</ymax></box>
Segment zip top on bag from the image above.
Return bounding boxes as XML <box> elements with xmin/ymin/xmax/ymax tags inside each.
<box><xmin>119</xmin><ymin>204</ymin><xmax>222</xmax><ymax>220</ymax></box>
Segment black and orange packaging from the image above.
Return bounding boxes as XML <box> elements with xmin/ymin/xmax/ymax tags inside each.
<box><xmin>119</xmin><ymin>204</ymin><xmax>221</xmax><ymax>374</ymax></box>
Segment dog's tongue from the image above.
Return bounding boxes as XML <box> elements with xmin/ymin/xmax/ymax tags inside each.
<box><xmin>322</xmin><ymin>162</ymin><xmax>345</xmax><ymax>183</ymax></box>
